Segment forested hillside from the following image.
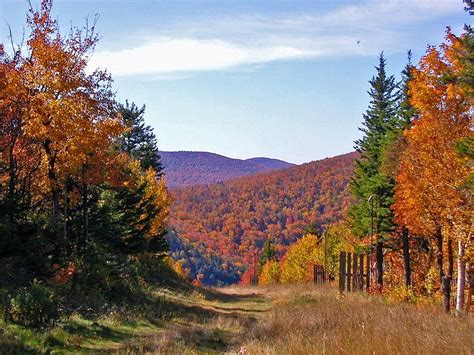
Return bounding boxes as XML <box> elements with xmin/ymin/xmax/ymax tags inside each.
<box><xmin>161</xmin><ymin>151</ymin><xmax>294</xmax><ymax>188</ymax></box>
<box><xmin>169</xmin><ymin>152</ymin><xmax>357</xmax><ymax>268</ymax></box>
<box><xmin>167</xmin><ymin>230</ymin><xmax>242</xmax><ymax>286</ymax></box>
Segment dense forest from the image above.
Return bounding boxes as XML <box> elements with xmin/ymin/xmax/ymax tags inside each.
<box><xmin>170</xmin><ymin>152</ymin><xmax>357</xmax><ymax>270</ymax></box>
<box><xmin>252</xmin><ymin>27</ymin><xmax>473</xmax><ymax>314</ymax></box>
<box><xmin>167</xmin><ymin>230</ymin><xmax>242</xmax><ymax>286</ymax></box>
<box><xmin>0</xmin><ymin>0</ymin><xmax>174</xmax><ymax>328</ymax></box>
<box><xmin>161</xmin><ymin>151</ymin><xmax>293</xmax><ymax>188</ymax></box>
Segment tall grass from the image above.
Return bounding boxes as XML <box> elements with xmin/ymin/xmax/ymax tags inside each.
<box><xmin>240</xmin><ymin>284</ymin><xmax>473</xmax><ymax>354</ymax></box>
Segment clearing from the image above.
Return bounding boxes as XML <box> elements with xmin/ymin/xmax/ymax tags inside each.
<box><xmin>1</xmin><ymin>284</ymin><xmax>472</xmax><ymax>354</ymax></box>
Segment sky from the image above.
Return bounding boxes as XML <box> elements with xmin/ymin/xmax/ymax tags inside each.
<box><xmin>0</xmin><ymin>0</ymin><xmax>471</xmax><ymax>164</ymax></box>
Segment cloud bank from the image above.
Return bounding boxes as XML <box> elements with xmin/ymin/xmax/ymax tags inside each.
<box><xmin>88</xmin><ymin>0</ymin><xmax>462</xmax><ymax>76</ymax></box>
<box><xmin>90</xmin><ymin>39</ymin><xmax>315</xmax><ymax>76</ymax></box>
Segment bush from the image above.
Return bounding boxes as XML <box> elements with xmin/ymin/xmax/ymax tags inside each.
<box><xmin>9</xmin><ymin>281</ymin><xmax>59</xmax><ymax>328</ymax></box>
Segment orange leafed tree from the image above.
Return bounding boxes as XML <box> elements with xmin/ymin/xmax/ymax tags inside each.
<box><xmin>20</xmin><ymin>0</ymin><xmax>123</xmax><ymax>218</ymax></box>
<box><xmin>393</xmin><ymin>30</ymin><xmax>472</xmax><ymax>311</ymax></box>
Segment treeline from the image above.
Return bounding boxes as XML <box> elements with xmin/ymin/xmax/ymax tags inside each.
<box><xmin>351</xmin><ymin>28</ymin><xmax>472</xmax><ymax>313</ymax></box>
<box><xmin>0</xmin><ymin>0</ymin><xmax>171</xmax><ymax>327</ymax></box>
<box><xmin>167</xmin><ymin>230</ymin><xmax>242</xmax><ymax>286</ymax></box>
<box><xmin>170</xmin><ymin>152</ymin><xmax>356</xmax><ymax>269</ymax></box>
<box><xmin>256</xmin><ymin>28</ymin><xmax>473</xmax><ymax>314</ymax></box>
<box><xmin>246</xmin><ymin>222</ymin><xmax>351</xmax><ymax>286</ymax></box>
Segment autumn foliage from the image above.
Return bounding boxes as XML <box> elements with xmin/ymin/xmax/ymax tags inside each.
<box><xmin>346</xmin><ymin>28</ymin><xmax>473</xmax><ymax>313</ymax></box>
<box><xmin>0</xmin><ymin>0</ymin><xmax>170</xmax><ymax>325</ymax></box>
<box><xmin>169</xmin><ymin>152</ymin><xmax>356</xmax><ymax>278</ymax></box>
<box><xmin>391</xmin><ymin>30</ymin><xmax>472</xmax><ymax>312</ymax></box>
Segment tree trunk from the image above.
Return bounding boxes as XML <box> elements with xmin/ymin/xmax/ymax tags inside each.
<box><xmin>448</xmin><ymin>236</ymin><xmax>454</xmax><ymax>278</ymax></box>
<box><xmin>456</xmin><ymin>240</ymin><xmax>465</xmax><ymax>315</ymax></box>
<box><xmin>436</xmin><ymin>226</ymin><xmax>444</xmax><ymax>283</ymax></box>
<box><xmin>442</xmin><ymin>275</ymin><xmax>452</xmax><ymax>314</ymax></box>
<box><xmin>7</xmin><ymin>140</ymin><xmax>16</xmax><ymax>229</ymax></box>
<box><xmin>376</xmin><ymin>238</ymin><xmax>383</xmax><ymax>287</ymax></box>
<box><xmin>465</xmin><ymin>261</ymin><xmax>472</xmax><ymax>313</ymax></box>
<box><xmin>63</xmin><ymin>183</ymin><xmax>68</xmax><ymax>254</ymax></box>
<box><xmin>81</xmin><ymin>164</ymin><xmax>89</xmax><ymax>254</ymax></box>
<box><xmin>43</xmin><ymin>139</ymin><xmax>60</xmax><ymax>220</ymax></box>
<box><xmin>402</xmin><ymin>228</ymin><xmax>411</xmax><ymax>287</ymax></box>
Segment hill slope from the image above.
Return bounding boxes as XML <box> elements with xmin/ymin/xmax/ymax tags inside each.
<box><xmin>169</xmin><ymin>152</ymin><xmax>357</xmax><ymax>268</ymax></box>
<box><xmin>161</xmin><ymin>151</ymin><xmax>294</xmax><ymax>188</ymax></box>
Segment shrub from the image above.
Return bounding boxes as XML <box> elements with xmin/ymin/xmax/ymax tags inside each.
<box><xmin>9</xmin><ymin>281</ymin><xmax>59</xmax><ymax>328</ymax></box>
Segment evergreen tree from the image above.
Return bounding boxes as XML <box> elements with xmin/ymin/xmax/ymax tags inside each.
<box><xmin>117</xmin><ymin>101</ymin><xmax>163</xmax><ymax>175</ymax></box>
<box><xmin>260</xmin><ymin>238</ymin><xmax>277</xmax><ymax>266</ymax></box>
<box><xmin>350</xmin><ymin>53</ymin><xmax>399</xmax><ymax>286</ymax></box>
<box><xmin>397</xmin><ymin>51</ymin><xmax>417</xmax><ymax>128</ymax></box>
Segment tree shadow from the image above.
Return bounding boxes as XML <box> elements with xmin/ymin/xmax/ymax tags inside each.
<box><xmin>199</xmin><ymin>287</ymin><xmax>263</xmax><ymax>303</ymax></box>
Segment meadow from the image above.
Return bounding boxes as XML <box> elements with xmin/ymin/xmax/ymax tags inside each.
<box><xmin>2</xmin><ymin>283</ymin><xmax>472</xmax><ymax>354</ymax></box>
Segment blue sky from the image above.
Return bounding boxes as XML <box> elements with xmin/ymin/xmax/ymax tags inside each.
<box><xmin>1</xmin><ymin>0</ymin><xmax>470</xmax><ymax>163</ymax></box>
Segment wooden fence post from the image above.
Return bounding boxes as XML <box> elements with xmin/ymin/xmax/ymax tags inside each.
<box><xmin>366</xmin><ymin>254</ymin><xmax>371</xmax><ymax>292</ymax></box>
<box><xmin>359</xmin><ymin>254</ymin><xmax>364</xmax><ymax>291</ymax></box>
<box><xmin>347</xmin><ymin>252</ymin><xmax>352</xmax><ymax>292</ymax></box>
<box><xmin>352</xmin><ymin>253</ymin><xmax>358</xmax><ymax>291</ymax></box>
<box><xmin>339</xmin><ymin>251</ymin><xmax>346</xmax><ymax>293</ymax></box>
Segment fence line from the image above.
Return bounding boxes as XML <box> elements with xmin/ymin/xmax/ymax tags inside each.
<box><xmin>339</xmin><ymin>251</ymin><xmax>370</xmax><ymax>293</ymax></box>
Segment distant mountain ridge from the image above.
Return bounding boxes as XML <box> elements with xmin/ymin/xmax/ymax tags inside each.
<box><xmin>169</xmin><ymin>152</ymin><xmax>358</xmax><ymax>274</ymax></box>
<box><xmin>160</xmin><ymin>151</ymin><xmax>294</xmax><ymax>188</ymax></box>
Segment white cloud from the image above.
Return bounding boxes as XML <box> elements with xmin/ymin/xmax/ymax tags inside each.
<box><xmin>88</xmin><ymin>0</ymin><xmax>463</xmax><ymax>77</ymax></box>
<box><xmin>89</xmin><ymin>38</ymin><xmax>316</xmax><ymax>76</ymax></box>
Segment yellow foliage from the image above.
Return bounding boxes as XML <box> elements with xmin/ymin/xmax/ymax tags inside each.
<box><xmin>142</xmin><ymin>169</ymin><xmax>170</xmax><ymax>240</ymax></box>
<box><xmin>280</xmin><ymin>234</ymin><xmax>319</xmax><ymax>284</ymax></box>
<box><xmin>314</xmin><ymin>221</ymin><xmax>354</xmax><ymax>278</ymax></box>
<box><xmin>259</xmin><ymin>260</ymin><xmax>281</xmax><ymax>285</ymax></box>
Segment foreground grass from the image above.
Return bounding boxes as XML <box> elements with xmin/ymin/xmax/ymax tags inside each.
<box><xmin>0</xmin><ymin>284</ymin><xmax>472</xmax><ymax>354</ymax></box>
<box><xmin>240</xmin><ymin>285</ymin><xmax>473</xmax><ymax>354</ymax></box>
<box><xmin>0</xmin><ymin>286</ymin><xmax>268</xmax><ymax>354</ymax></box>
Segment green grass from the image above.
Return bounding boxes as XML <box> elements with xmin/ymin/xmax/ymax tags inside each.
<box><xmin>1</xmin><ymin>284</ymin><xmax>472</xmax><ymax>354</ymax></box>
<box><xmin>0</xmin><ymin>285</ymin><xmax>268</xmax><ymax>354</ymax></box>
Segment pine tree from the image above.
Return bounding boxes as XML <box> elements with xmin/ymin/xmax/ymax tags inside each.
<box><xmin>117</xmin><ymin>101</ymin><xmax>163</xmax><ymax>175</ymax></box>
<box><xmin>350</xmin><ymin>53</ymin><xmax>399</xmax><ymax>286</ymax></box>
<box><xmin>259</xmin><ymin>238</ymin><xmax>277</xmax><ymax>266</ymax></box>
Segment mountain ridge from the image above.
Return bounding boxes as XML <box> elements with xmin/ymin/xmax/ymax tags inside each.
<box><xmin>169</xmin><ymin>151</ymin><xmax>358</xmax><ymax>279</ymax></box>
<box><xmin>160</xmin><ymin>150</ymin><xmax>295</xmax><ymax>188</ymax></box>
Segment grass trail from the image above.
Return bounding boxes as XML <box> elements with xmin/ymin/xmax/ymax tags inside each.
<box><xmin>1</xmin><ymin>284</ymin><xmax>473</xmax><ymax>354</ymax></box>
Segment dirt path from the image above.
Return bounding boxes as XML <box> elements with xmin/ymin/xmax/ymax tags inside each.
<box><xmin>114</xmin><ymin>286</ymin><xmax>272</xmax><ymax>354</ymax></box>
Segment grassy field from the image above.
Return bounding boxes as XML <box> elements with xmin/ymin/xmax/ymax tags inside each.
<box><xmin>1</xmin><ymin>284</ymin><xmax>472</xmax><ymax>354</ymax></box>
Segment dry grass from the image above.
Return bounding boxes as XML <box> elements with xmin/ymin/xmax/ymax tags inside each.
<box><xmin>4</xmin><ymin>283</ymin><xmax>471</xmax><ymax>353</ymax></box>
<box><xmin>239</xmin><ymin>284</ymin><xmax>474</xmax><ymax>355</ymax></box>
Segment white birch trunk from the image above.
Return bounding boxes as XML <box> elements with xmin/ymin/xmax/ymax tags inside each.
<box><xmin>456</xmin><ymin>239</ymin><xmax>465</xmax><ymax>314</ymax></box>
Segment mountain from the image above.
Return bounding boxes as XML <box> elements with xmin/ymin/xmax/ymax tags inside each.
<box><xmin>169</xmin><ymin>152</ymin><xmax>357</xmax><ymax>282</ymax></box>
<box><xmin>160</xmin><ymin>151</ymin><xmax>294</xmax><ymax>188</ymax></box>
<box><xmin>244</xmin><ymin>157</ymin><xmax>294</xmax><ymax>170</ymax></box>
